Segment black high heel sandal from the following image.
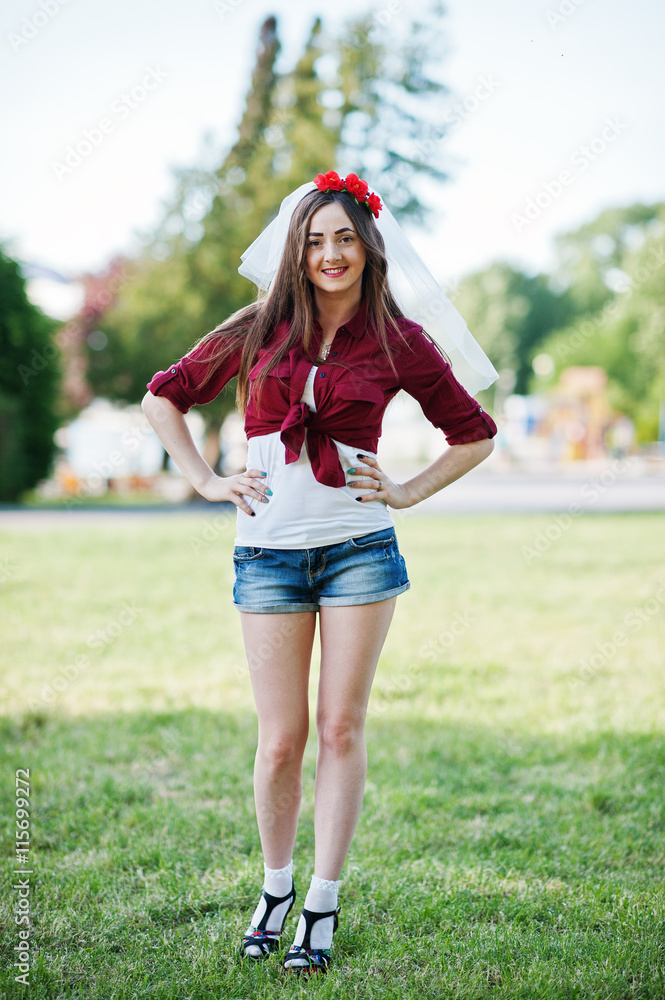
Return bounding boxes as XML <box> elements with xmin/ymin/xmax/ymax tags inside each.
<box><xmin>241</xmin><ymin>880</ymin><xmax>296</xmax><ymax>959</ymax></box>
<box><xmin>283</xmin><ymin>905</ymin><xmax>341</xmax><ymax>974</ymax></box>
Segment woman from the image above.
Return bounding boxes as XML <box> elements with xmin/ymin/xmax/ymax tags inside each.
<box><xmin>142</xmin><ymin>169</ymin><xmax>498</xmax><ymax>975</ymax></box>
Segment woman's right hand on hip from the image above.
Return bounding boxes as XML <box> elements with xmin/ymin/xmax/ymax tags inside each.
<box><xmin>199</xmin><ymin>468</ymin><xmax>271</xmax><ymax>515</ymax></box>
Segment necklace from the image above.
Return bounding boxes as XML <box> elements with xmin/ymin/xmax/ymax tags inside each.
<box><xmin>320</xmin><ymin>342</ymin><xmax>332</xmax><ymax>361</ymax></box>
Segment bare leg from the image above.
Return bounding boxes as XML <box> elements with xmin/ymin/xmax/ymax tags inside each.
<box><xmin>283</xmin><ymin>598</ymin><xmax>396</xmax><ymax>968</ymax></box>
<box><xmin>240</xmin><ymin>611</ymin><xmax>316</xmax><ymax>868</ymax></box>
<box><xmin>314</xmin><ymin>598</ymin><xmax>396</xmax><ymax>879</ymax></box>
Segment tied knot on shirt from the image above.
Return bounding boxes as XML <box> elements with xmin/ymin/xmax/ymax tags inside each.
<box><xmin>279</xmin><ymin>401</ymin><xmax>365</xmax><ymax>489</ymax></box>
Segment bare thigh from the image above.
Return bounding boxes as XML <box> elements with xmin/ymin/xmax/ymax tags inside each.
<box><xmin>317</xmin><ymin>598</ymin><xmax>397</xmax><ymax>732</ymax></box>
<box><xmin>240</xmin><ymin>612</ymin><xmax>317</xmax><ymax>745</ymax></box>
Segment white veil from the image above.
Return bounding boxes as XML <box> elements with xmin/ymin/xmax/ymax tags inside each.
<box><xmin>239</xmin><ymin>180</ymin><xmax>499</xmax><ymax>396</ymax></box>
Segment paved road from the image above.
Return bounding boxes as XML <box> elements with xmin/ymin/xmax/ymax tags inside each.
<box><xmin>416</xmin><ymin>470</ymin><xmax>665</xmax><ymax>513</ymax></box>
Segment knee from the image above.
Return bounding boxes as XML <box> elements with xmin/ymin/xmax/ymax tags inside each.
<box><xmin>317</xmin><ymin>717</ymin><xmax>364</xmax><ymax>757</ymax></box>
<box><xmin>258</xmin><ymin>733</ymin><xmax>306</xmax><ymax>770</ymax></box>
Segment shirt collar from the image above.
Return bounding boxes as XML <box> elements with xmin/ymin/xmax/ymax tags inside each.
<box><xmin>313</xmin><ymin>297</ymin><xmax>368</xmax><ymax>338</ymax></box>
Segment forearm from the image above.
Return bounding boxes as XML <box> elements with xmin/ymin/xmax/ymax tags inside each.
<box><xmin>404</xmin><ymin>438</ymin><xmax>494</xmax><ymax>506</ymax></box>
<box><xmin>141</xmin><ymin>392</ymin><xmax>215</xmax><ymax>494</ymax></box>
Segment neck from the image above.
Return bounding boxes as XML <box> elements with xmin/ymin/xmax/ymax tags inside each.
<box><xmin>312</xmin><ymin>284</ymin><xmax>363</xmax><ymax>331</ymax></box>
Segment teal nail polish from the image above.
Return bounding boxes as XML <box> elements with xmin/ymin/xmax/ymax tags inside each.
<box><xmin>261</xmin><ymin>471</ymin><xmax>267</xmax><ymax>476</ymax></box>
<box><xmin>347</xmin><ymin>468</ymin><xmax>356</xmax><ymax>475</ymax></box>
<box><xmin>266</xmin><ymin>489</ymin><xmax>273</xmax><ymax>496</ymax></box>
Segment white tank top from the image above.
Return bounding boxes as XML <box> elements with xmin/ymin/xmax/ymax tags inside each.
<box><xmin>234</xmin><ymin>364</ymin><xmax>394</xmax><ymax>549</ymax></box>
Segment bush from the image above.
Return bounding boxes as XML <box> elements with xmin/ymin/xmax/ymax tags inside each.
<box><xmin>0</xmin><ymin>247</ymin><xmax>60</xmax><ymax>501</ymax></box>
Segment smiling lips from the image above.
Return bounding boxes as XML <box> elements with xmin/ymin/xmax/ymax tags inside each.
<box><xmin>322</xmin><ymin>266</ymin><xmax>348</xmax><ymax>276</ymax></box>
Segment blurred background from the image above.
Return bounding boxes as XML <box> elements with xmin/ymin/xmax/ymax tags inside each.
<box><xmin>1</xmin><ymin>0</ymin><xmax>664</xmax><ymax>509</ymax></box>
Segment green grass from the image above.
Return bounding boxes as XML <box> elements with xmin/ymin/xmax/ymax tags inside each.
<box><xmin>1</xmin><ymin>511</ymin><xmax>664</xmax><ymax>999</ymax></box>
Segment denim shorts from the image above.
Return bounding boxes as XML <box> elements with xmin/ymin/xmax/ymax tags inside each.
<box><xmin>232</xmin><ymin>527</ymin><xmax>410</xmax><ymax>613</ymax></box>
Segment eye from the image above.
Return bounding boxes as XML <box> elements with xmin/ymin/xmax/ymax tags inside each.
<box><xmin>308</xmin><ymin>240</ymin><xmax>321</xmax><ymax>248</ymax></box>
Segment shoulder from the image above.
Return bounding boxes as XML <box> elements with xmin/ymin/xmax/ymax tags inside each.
<box><xmin>392</xmin><ymin>315</ymin><xmax>424</xmax><ymax>338</ymax></box>
<box><xmin>387</xmin><ymin>315</ymin><xmax>439</xmax><ymax>359</ymax></box>
<box><xmin>388</xmin><ymin>315</ymin><xmax>430</xmax><ymax>351</ymax></box>
<box><xmin>395</xmin><ymin>315</ymin><xmax>423</xmax><ymax>335</ymax></box>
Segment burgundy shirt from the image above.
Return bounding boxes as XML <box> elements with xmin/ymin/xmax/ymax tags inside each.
<box><xmin>147</xmin><ymin>298</ymin><xmax>497</xmax><ymax>488</ymax></box>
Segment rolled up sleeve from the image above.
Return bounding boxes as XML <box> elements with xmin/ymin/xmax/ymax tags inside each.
<box><xmin>398</xmin><ymin>324</ymin><xmax>497</xmax><ymax>444</ymax></box>
<box><xmin>146</xmin><ymin>341</ymin><xmax>242</xmax><ymax>414</ymax></box>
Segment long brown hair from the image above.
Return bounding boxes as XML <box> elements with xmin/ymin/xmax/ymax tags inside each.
<box><xmin>188</xmin><ymin>188</ymin><xmax>448</xmax><ymax>413</ymax></box>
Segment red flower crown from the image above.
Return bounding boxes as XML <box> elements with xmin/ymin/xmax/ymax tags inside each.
<box><xmin>313</xmin><ymin>170</ymin><xmax>383</xmax><ymax>219</ymax></box>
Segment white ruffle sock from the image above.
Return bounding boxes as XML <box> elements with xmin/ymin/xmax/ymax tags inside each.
<box><xmin>284</xmin><ymin>874</ymin><xmax>340</xmax><ymax>968</ymax></box>
<box><xmin>244</xmin><ymin>860</ymin><xmax>294</xmax><ymax>958</ymax></box>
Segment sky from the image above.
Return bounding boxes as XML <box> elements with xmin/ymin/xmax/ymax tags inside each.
<box><xmin>1</xmin><ymin>0</ymin><xmax>663</xmax><ymax>318</ymax></box>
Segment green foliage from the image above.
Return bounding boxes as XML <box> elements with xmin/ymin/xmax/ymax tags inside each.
<box><xmin>336</xmin><ymin>6</ymin><xmax>450</xmax><ymax>220</ymax></box>
<box><xmin>533</xmin><ymin>203</ymin><xmax>665</xmax><ymax>441</ymax></box>
<box><xmin>452</xmin><ymin>263</ymin><xmax>573</xmax><ymax>394</ymax></box>
<box><xmin>88</xmin><ymin>8</ymin><xmax>456</xmax><ymax>416</ymax></box>
<box><xmin>451</xmin><ymin>202</ymin><xmax>665</xmax><ymax>441</ymax></box>
<box><xmin>0</xmin><ymin>247</ymin><xmax>60</xmax><ymax>501</ymax></box>
<box><xmin>552</xmin><ymin>201</ymin><xmax>663</xmax><ymax>315</ymax></box>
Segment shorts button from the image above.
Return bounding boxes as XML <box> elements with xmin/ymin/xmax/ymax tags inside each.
<box><xmin>319</xmin><ymin>372</ymin><xmax>325</xmax><ymax>378</ymax></box>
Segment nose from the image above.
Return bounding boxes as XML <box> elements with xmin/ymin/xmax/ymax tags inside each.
<box><xmin>323</xmin><ymin>240</ymin><xmax>342</xmax><ymax>262</ymax></box>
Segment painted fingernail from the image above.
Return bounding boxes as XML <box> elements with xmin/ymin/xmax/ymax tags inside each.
<box><xmin>266</xmin><ymin>489</ymin><xmax>273</xmax><ymax>496</ymax></box>
<box><xmin>357</xmin><ymin>453</ymin><xmax>366</xmax><ymax>459</ymax></box>
<box><xmin>261</xmin><ymin>471</ymin><xmax>267</xmax><ymax>476</ymax></box>
<box><xmin>262</xmin><ymin>497</ymin><xmax>270</xmax><ymax>503</ymax></box>
<box><xmin>355</xmin><ymin>497</ymin><xmax>363</xmax><ymax>502</ymax></box>
<box><xmin>347</xmin><ymin>468</ymin><xmax>356</xmax><ymax>474</ymax></box>
<box><xmin>347</xmin><ymin>481</ymin><xmax>357</xmax><ymax>487</ymax></box>
<box><xmin>250</xmin><ymin>511</ymin><xmax>256</xmax><ymax>516</ymax></box>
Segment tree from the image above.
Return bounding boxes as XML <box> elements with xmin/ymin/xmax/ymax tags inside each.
<box><xmin>451</xmin><ymin>262</ymin><xmax>573</xmax><ymax>395</ymax></box>
<box><xmin>534</xmin><ymin>203</ymin><xmax>665</xmax><ymax>441</ymax></box>
<box><xmin>88</xmin><ymin>6</ymin><xmax>458</xmax><ymax>472</ymax></box>
<box><xmin>335</xmin><ymin>3</ymin><xmax>449</xmax><ymax>221</ymax></box>
<box><xmin>0</xmin><ymin>247</ymin><xmax>60</xmax><ymax>500</ymax></box>
<box><xmin>551</xmin><ymin>202</ymin><xmax>663</xmax><ymax>316</ymax></box>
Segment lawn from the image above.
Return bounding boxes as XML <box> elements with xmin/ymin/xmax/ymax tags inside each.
<box><xmin>1</xmin><ymin>510</ymin><xmax>664</xmax><ymax>999</ymax></box>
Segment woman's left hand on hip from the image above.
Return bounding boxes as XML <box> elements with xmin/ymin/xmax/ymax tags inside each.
<box><xmin>347</xmin><ymin>453</ymin><xmax>412</xmax><ymax>509</ymax></box>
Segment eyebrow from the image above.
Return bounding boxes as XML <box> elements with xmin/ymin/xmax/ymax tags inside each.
<box><xmin>307</xmin><ymin>227</ymin><xmax>355</xmax><ymax>236</ymax></box>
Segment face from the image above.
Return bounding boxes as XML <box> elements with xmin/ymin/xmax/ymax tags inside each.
<box><xmin>305</xmin><ymin>202</ymin><xmax>367</xmax><ymax>296</ymax></box>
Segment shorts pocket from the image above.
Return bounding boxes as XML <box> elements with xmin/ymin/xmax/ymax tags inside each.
<box><xmin>347</xmin><ymin>529</ymin><xmax>395</xmax><ymax>550</ymax></box>
<box><xmin>233</xmin><ymin>546</ymin><xmax>265</xmax><ymax>562</ymax></box>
